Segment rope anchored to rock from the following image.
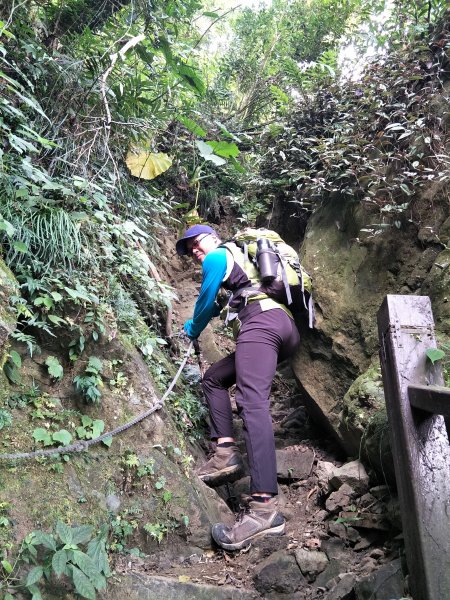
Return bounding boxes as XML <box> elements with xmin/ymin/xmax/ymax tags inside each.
<box><xmin>0</xmin><ymin>342</ymin><xmax>194</xmax><ymax>461</ymax></box>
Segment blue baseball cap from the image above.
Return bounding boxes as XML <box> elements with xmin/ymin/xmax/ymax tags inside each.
<box><xmin>176</xmin><ymin>224</ymin><xmax>217</xmax><ymax>256</ymax></box>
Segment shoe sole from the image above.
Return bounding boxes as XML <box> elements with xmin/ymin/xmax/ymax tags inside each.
<box><xmin>198</xmin><ymin>464</ymin><xmax>243</xmax><ymax>486</ymax></box>
<box><xmin>212</xmin><ymin>522</ymin><xmax>285</xmax><ymax>551</ymax></box>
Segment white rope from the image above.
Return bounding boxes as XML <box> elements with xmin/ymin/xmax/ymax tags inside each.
<box><xmin>0</xmin><ymin>342</ymin><xmax>193</xmax><ymax>461</ymax></box>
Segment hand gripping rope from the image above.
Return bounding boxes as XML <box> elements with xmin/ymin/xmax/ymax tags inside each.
<box><xmin>0</xmin><ymin>342</ymin><xmax>194</xmax><ymax>461</ymax></box>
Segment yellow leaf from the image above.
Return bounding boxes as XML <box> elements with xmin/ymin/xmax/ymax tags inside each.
<box><xmin>184</xmin><ymin>208</ymin><xmax>202</xmax><ymax>226</ymax></box>
<box><xmin>126</xmin><ymin>150</ymin><xmax>172</xmax><ymax>180</ymax></box>
<box><xmin>178</xmin><ymin>575</ymin><xmax>191</xmax><ymax>583</ymax></box>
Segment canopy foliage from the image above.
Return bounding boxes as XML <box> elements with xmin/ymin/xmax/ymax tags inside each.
<box><xmin>0</xmin><ymin>0</ymin><xmax>448</xmax><ymax>366</ymax></box>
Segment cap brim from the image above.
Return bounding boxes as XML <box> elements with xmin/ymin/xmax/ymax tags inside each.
<box><xmin>176</xmin><ymin>237</ymin><xmax>192</xmax><ymax>256</ymax></box>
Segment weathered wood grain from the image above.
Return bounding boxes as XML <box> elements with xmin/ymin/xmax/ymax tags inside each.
<box><xmin>409</xmin><ymin>383</ymin><xmax>450</xmax><ymax>416</ymax></box>
<box><xmin>377</xmin><ymin>295</ymin><xmax>450</xmax><ymax>600</ymax></box>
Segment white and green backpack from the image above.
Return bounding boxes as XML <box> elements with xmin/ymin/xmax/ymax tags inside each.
<box><xmin>223</xmin><ymin>227</ymin><xmax>315</xmax><ymax>328</ymax></box>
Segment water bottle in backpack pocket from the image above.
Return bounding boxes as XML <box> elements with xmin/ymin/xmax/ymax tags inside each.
<box><xmin>256</xmin><ymin>238</ymin><xmax>279</xmax><ymax>282</ymax></box>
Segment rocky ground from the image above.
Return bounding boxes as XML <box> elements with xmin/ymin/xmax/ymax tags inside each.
<box><xmin>110</xmin><ymin>343</ymin><xmax>410</xmax><ymax>600</ymax></box>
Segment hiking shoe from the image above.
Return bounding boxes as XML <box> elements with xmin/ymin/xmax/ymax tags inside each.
<box><xmin>196</xmin><ymin>445</ymin><xmax>244</xmax><ymax>486</ymax></box>
<box><xmin>211</xmin><ymin>497</ymin><xmax>285</xmax><ymax>550</ymax></box>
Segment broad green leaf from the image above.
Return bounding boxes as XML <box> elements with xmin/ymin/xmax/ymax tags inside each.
<box><xmin>48</xmin><ymin>314</ymin><xmax>66</xmax><ymax>325</ymax></box>
<box><xmin>45</xmin><ymin>356</ymin><xmax>63</xmax><ymax>380</ymax></box>
<box><xmin>52</xmin><ymin>549</ymin><xmax>68</xmax><ymax>577</ymax></box>
<box><xmin>178</xmin><ymin>64</ymin><xmax>205</xmax><ymax>95</ymax></box>
<box><xmin>71</xmin><ymin>525</ymin><xmax>94</xmax><ymax>545</ymax></box>
<box><xmin>195</xmin><ymin>140</ymin><xmax>213</xmax><ymax>157</ymax></box>
<box><xmin>195</xmin><ymin>140</ymin><xmax>226</xmax><ymax>165</ymax></box>
<box><xmin>29</xmin><ymin>585</ymin><xmax>43</xmax><ymax>600</ymax></box>
<box><xmin>71</xmin><ymin>564</ymin><xmax>96</xmax><ymax>600</ymax></box>
<box><xmin>0</xmin><ymin>216</ymin><xmax>15</xmax><ymax>236</ymax></box>
<box><xmin>9</xmin><ymin>350</ymin><xmax>21</xmax><ymax>368</ymax></box>
<box><xmin>34</xmin><ymin>296</ymin><xmax>53</xmax><ymax>309</ymax></box>
<box><xmin>135</xmin><ymin>43</ymin><xmax>155</xmax><ymax>65</ymax></box>
<box><xmin>1</xmin><ymin>559</ymin><xmax>13</xmax><ymax>573</ymax></box>
<box><xmin>101</xmin><ymin>436</ymin><xmax>112</xmax><ymax>448</ymax></box>
<box><xmin>426</xmin><ymin>348</ymin><xmax>445</xmax><ymax>364</ymax></box>
<box><xmin>93</xmin><ymin>572</ymin><xmax>107</xmax><ymax>591</ymax></box>
<box><xmin>64</xmin><ymin>287</ymin><xmax>92</xmax><ymax>302</ymax></box>
<box><xmin>206</xmin><ymin>141</ymin><xmax>239</xmax><ymax>158</ymax></box>
<box><xmin>159</xmin><ymin>36</ymin><xmax>175</xmax><ymax>66</ymax></box>
<box><xmin>51</xmin><ymin>291</ymin><xmax>63</xmax><ymax>302</ymax></box>
<box><xmin>71</xmin><ymin>549</ymin><xmax>100</xmax><ymax>580</ymax></box>
<box><xmin>4</xmin><ymin>362</ymin><xmax>21</xmax><ymax>384</ymax></box>
<box><xmin>204</xmin><ymin>154</ymin><xmax>226</xmax><ymax>166</ymax></box>
<box><xmin>87</xmin><ymin>527</ymin><xmax>111</xmax><ymax>576</ymax></box>
<box><xmin>229</xmin><ymin>156</ymin><xmax>246</xmax><ymax>173</ymax></box>
<box><xmin>81</xmin><ymin>415</ymin><xmax>93</xmax><ymax>427</ymax></box>
<box><xmin>91</xmin><ymin>420</ymin><xmax>105</xmax><ymax>438</ymax></box>
<box><xmin>52</xmin><ymin>430</ymin><xmax>72</xmax><ymax>446</ymax></box>
<box><xmin>76</xmin><ymin>426</ymin><xmax>87</xmax><ymax>439</ymax></box>
<box><xmin>13</xmin><ymin>241</ymin><xmax>28</xmax><ymax>253</ymax></box>
<box><xmin>122</xmin><ymin>220</ymin><xmax>148</xmax><ymax>239</ymax></box>
<box><xmin>26</xmin><ymin>565</ymin><xmax>44</xmax><ymax>586</ymax></box>
<box><xmin>32</xmin><ymin>428</ymin><xmax>52</xmax><ymax>446</ymax></box>
<box><xmin>33</xmin><ymin>530</ymin><xmax>57</xmax><ymax>551</ymax></box>
<box><xmin>176</xmin><ymin>115</ymin><xmax>207</xmax><ymax>137</ymax></box>
<box><xmin>203</xmin><ymin>11</ymin><xmax>220</xmax><ymax>17</ymax></box>
<box><xmin>87</xmin><ymin>356</ymin><xmax>102</xmax><ymax>372</ymax></box>
<box><xmin>126</xmin><ymin>150</ymin><xmax>172</xmax><ymax>180</ymax></box>
<box><xmin>56</xmin><ymin>521</ymin><xmax>73</xmax><ymax>545</ymax></box>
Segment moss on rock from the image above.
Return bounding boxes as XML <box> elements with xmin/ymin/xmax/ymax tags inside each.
<box><xmin>338</xmin><ymin>363</ymin><xmax>394</xmax><ymax>483</ymax></box>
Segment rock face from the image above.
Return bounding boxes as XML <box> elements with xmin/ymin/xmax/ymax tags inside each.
<box><xmin>0</xmin><ymin>331</ymin><xmax>233</xmax><ymax>556</ymax></box>
<box><xmin>102</xmin><ymin>573</ymin><xmax>260</xmax><ymax>600</ymax></box>
<box><xmin>284</xmin><ymin>189</ymin><xmax>449</xmax><ymax>469</ymax></box>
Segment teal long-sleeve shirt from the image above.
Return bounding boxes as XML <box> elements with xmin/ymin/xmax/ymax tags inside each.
<box><xmin>184</xmin><ymin>247</ymin><xmax>228</xmax><ymax>339</ymax></box>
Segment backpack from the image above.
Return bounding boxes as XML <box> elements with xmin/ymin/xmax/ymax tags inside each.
<box><xmin>223</xmin><ymin>227</ymin><xmax>315</xmax><ymax>328</ymax></box>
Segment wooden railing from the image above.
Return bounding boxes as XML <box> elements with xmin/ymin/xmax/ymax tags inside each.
<box><xmin>377</xmin><ymin>295</ymin><xmax>450</xmax><ymax>600</ymax></box>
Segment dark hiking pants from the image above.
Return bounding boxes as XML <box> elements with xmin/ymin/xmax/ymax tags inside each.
<box><xmin>202</xmin><ymin>303</ymin><xmax>300</xmax><ymax>495</ymax></box>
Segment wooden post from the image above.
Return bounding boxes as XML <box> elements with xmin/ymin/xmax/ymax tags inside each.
<box><xmin>377</xmin><ymin>295</ymin><xmax>450</xmax><ymax>600</ymax></box>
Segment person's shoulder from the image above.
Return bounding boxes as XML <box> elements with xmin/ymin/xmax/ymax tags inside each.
<box><xmin>203</xmin><ymin>247</ymin><xmax>227</xmax><ymax>269</ymax></box>
<box><xmin>205</xmin><ymin>246</ymin><xmax>227</xmax><ymax>261</ymax></box>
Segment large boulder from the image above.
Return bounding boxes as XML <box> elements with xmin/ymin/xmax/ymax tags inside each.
<box><xmin>287</xmin><ymin>187</ymin><xmax>449</xmax><ymax>467</ymax></box>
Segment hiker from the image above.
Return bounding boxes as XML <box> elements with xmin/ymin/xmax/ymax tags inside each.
<box><xmin>176</xmin><ymin>224</ymin><xmax>300</xmax><ymax>550</ymax></box>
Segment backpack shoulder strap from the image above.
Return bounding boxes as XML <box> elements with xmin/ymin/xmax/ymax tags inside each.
<box><xmin>220</xmin><ymin>241</ymin><xmax>250</xmax><ymax>265</ymax></box>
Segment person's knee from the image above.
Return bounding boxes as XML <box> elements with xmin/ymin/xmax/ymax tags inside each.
<box><xmin>201</xmin><ymin>363</ymin><xmax>220</xmax><ymax>391</ymax></box>
<box><xmin>202</xmin><ymin>355</ymin><xmax>235</xmax><ymax>394</ymax></box>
